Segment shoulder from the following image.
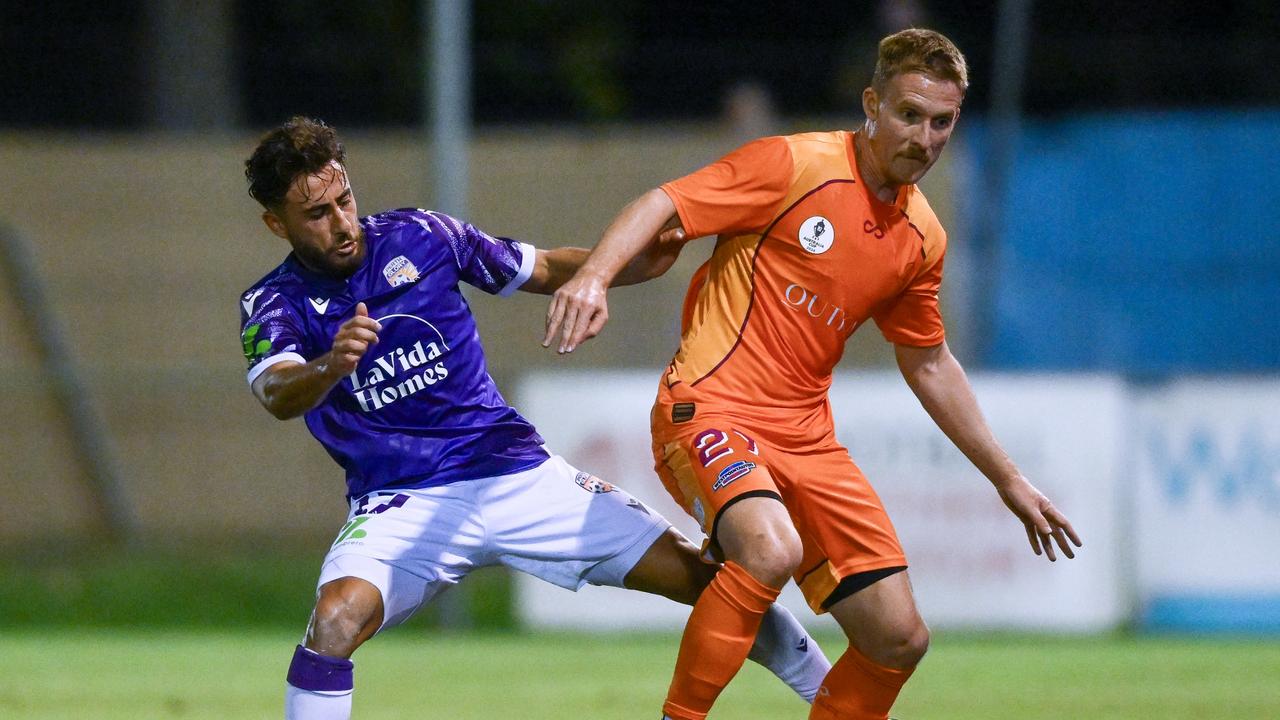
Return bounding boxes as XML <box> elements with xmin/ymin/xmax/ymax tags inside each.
<box><xmin>365</xmin><ymin>207</ymin><xmax>474</xmax><ymax>247</ymax></box>
<box><xmin>240</xmin><ymin>259</ymin><xmax>302</xmax><ymax>307</ymax></box>
<box><xmin>238</xmin><ymin>259</ymin><xmax>312</xmax><ymax>326</ymax></box>
<box><xmin>782</xmin><ymin>130</ymin><xmax>852</xmax><ymax>162</ymax></box>
<box><xmin>902</xmin><ymin>186</ymin><xmax>947</xmax><ymax>262</ymax></box>
<box><xmin>781</xmin><ymin>130</ymin><xmax>856</xmax><ymax>185</ymax></box>
<box><xmin>364</xmin><ymin>208</ymin><xmax>435</xmax><ymax>237</ymax></box>
<box><xmin>783</xmin><ymin>129</ymin><xmax>851</xmax><ymax>153</ymax></box>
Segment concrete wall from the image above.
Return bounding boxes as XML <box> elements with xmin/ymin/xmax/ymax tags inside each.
<box><xmin>0</xmin><ymin>125</ymin><xmax>957</xmax><ymax>542</ymax></box>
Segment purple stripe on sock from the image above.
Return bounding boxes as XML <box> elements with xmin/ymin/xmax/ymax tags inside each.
<box><xmin>287</xmin><ymin>645</ymin><xmax>354</xmax><ymax>692</ymax></box>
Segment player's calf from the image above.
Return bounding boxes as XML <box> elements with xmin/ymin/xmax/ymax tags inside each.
<box><xmin>622</xmin><ymin>527</ymin><xmax>718</xmax><ymax>604</ymax></box>
<box><xmin>626</xmin><ymin>527</ymin><xmax>831</xmax><ymax>706</ymax></box>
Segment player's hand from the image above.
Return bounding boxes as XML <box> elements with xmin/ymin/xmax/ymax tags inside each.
<box><xmin>327</xmin><ymin>302</ymin><xmax>381</xmax><ymax>376</ymax></box>
<box><xmin>543</xmin><ymin>274</ymin><xmax>608</xmax><ymax>354</ymax></box>
<box><xmin>996</xmin><ymin>476</ymin><xmax>1082</xmax><ymax>561</ymax></box>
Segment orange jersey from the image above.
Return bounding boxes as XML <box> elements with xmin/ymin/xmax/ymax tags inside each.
<box><xmin>658</xmin><ymin>130</ymin><xmax>946</xmax><ymax>446</ymax></box>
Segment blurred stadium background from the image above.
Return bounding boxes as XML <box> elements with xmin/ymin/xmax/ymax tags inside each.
<box><xmin>2</xmin><ymin>1</ymin><xmax>1278</xmax><ymax>718</ymax></box>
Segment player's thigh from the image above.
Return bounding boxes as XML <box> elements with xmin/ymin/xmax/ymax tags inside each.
<box><xmin>482</xmin><ymin>455</ymin><xmax>671</xmax><ymax>590</ymax></box>
<box><xmin>317</xmin><ymin>485</ymin><xmax>487</xmax><ymax>631</ymax></box>
<box><xmin>652</xmin><ymin>423</ymin><xmax>783</xmax><ymax>550</ymax></box>
<box><xmin>771</xmin><ymin>447</ymin><xmax>908</xmax><ymax>612</ymax></box>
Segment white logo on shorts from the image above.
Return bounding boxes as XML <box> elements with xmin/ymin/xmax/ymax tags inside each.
<box><xmin>798</xmin><ymin>216</ymin><xmax>835</xmax><ymax>254</ymax></box>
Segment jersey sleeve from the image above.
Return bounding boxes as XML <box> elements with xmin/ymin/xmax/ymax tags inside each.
<box><xmin>239</xmin><ymin>288</ymin><xmax>307</xmax><ymax>386</ymax></box>
<box><xmin>873</xmin><ymin>249</ymin><xmax>946</xmax><ymax>347</ymax></box>
<box><xmin>420</xmin><ymin>210</ymin><xmax>534</xmax><ymax>296</ymax></box>
<box><xmin>660</xmin><ymin>136</ymin><xmax>794</xmax><ymax>240</ymax></box>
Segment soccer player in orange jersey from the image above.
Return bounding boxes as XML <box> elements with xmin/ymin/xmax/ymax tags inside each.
<box><xmin>543</xmin><ymin>29</ymin><xmax>1083</xmax><ymax>720</ymax></box>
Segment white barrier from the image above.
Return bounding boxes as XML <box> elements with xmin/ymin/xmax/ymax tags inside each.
<box><xmin>514</xmin><ymin>370</ymin><xmax>1126</xmax><ymax>632</ymax></box>
<box><xmin>1133</xmin><ymin>378</ymin><xmax>1280</xmax><ymax>631</ymax></box>
<box><xmin>829</xmin><ymin>373</ymin><xmax>1125</xmax><ymax>630</ymax></box>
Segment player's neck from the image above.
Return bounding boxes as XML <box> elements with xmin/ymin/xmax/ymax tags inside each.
<box><xmin>853</xmin><ymin>129</ymin><xmax>900</xmax><ymax>205</ymax></box>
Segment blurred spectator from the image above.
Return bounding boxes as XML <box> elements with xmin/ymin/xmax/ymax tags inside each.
<box><xmin>722</xmin><ymin>79</ymin><xmax>779</xmax><ymax>143</ymax></box>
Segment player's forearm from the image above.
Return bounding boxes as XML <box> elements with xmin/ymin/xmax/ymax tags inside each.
<box><xmin>255</xmin><ymin>357</ymin><xmax>348</xmax><ymax>420</ymax></box>
<box><xmin>527</xmin><ymin>243</ymin><xmax>675</xmax><ymax>294</ymax></box>
<box><xmin>578</xmin><ymin>188</ymin><xmax>679</xmax><ymax>285</ymax></box>
<box><xmin>898</xmin><ymin>345</ymin><xmax>1022</xmax><ymax>488</ymax></box>
<box><xmin>524</xmin><ymin>247</ymin><xmax>590</xmax><ymax>294</ymax></box>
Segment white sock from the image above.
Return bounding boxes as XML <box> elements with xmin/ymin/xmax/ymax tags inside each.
<box><xmin>285</xmin><ymin>684</ymin><xmax>353</xmax><ymax>720</ymax></box>
<box><xmin>747</xmin><ymin>603</ymin><xmax>832</xmax><ymax>702</ymax></box>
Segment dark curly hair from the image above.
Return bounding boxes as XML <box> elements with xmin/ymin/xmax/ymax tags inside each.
<box><xmin>245</xmin><ymin>116</ymin><xmax>346</xmax><ymax>208</ymax></box>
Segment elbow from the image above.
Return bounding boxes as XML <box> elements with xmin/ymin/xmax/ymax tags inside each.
<box><xmin>258</xmin><ymin>386</ymin><xmax>304</xmax><ymax>421</ymax></box>
<box><xmin>639</xmin><ymin>249</ymin><xmax>679</xmax><ymax>282</ymax></box>
<box><xmin>265</xmin><ymin>404</ymin><xmax>299</xmax><ymax>421</ymax></box>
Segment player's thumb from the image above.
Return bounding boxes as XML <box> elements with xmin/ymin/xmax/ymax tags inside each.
<box><xmin>355</xmin><ymin>302</ymin><xmax>369</xmax><ymax>317</ymax></box>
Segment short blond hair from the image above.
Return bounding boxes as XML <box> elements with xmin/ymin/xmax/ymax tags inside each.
<box><xmin>871</xmin><ymin>28</ymin><xmax>968</xmax><ymax>96</ymax></box>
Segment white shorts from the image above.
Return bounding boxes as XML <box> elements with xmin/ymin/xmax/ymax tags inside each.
<box><xmin>316</xmin><ymin>455</ymin><xmax>671</xmax><ymax>629</ymax></box>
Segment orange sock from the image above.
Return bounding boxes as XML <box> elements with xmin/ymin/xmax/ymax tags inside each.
<box><xmin>808</xmin><ymin>644</ymin><xmax>915</xmax><ymax>720</ymax></box>
<box><xmin>662</xmin><ymin>561</ymin><xmax>781</xmax><ymax>720</ymax></box>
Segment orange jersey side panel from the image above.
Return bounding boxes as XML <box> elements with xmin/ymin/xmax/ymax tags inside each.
<box><xmin>658</xmin><ymin>131</ymin><xmax>947</xmax><ymax>446</ymax></box>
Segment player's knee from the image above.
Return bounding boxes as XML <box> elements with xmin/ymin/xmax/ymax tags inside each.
<box><xmin>871</xmin><ymin>618</ymin><xmax>930</xmax><ymax>670</ymax></box>
<box><xmin>899</xmin><ymin>621</ymin><xmax>930</xmax><ymax>667</ymax></box>
<box><xmin>733</xmin><ymin>531</ymin><xmax>802</xmax><ymax>588</ymax></box>
<box><xmin>718</xmin><ymin>498</ymin><xmax>802</xmax><ymax>587</ymax></box>
<box><xmin>308</xmin><ymin>577</ymin><xmax>383</xmax><ymax>656</ymax></box>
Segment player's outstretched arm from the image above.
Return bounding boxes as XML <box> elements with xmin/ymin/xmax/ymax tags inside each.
<box><xmin>252</xmin><ymin>302</ymin><xmax>381</xmax><ymax>420</ymax></box>
<box><xmin>894</xmin><ymin>340</ymin><xmax>1083</xmax><ymax>561</ymax></box>
<box><xmin>543</xmin><ymin>187</ymin><xmax>681</xmax><ymax>353</ymax></box>
<box><xmin>520</xmin><ymin>240</ymin><xmax>683</xmax><ymax>295</ymax></box>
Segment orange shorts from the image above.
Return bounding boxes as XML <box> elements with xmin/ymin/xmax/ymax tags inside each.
<box><xmin>651</xmin><ymin>403</ymin><xmax>906</xmax><ymax>613</ymax></box>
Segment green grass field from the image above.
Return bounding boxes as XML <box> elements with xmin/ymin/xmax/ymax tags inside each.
<box><xmin>3</xmin><ymin>629</ymin><xmax>1278</xmax><ymax>719</ymax></box>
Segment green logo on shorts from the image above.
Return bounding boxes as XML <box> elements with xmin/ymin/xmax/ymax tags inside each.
<box><xmin>333</xmin><ymin>517</ymin><xmax>370</xmax><ymax>546</ymax></box>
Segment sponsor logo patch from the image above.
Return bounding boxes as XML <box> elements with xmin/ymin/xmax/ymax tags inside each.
<box><xmin>781</xmin><ymin>283</ymin><xmax>855</xmax><ymax>333</ymax></box>
<box><xmin>575</xmin><ymin>471</ymin><xmax>615</xmax><ymax>494</ymax></box>
<box><xmin>332</xmin><ymin>516</ymin><xmax>370</xmax><ymax>547</ymax></box>
<box><xmin>798</xmin><ymin>215</ymin><xmax>835</xmax><ymax>254</ymax></box>
<box><xmin>712</xmin><ymin>460</ymin><xmax>756</xmax><ymax>491</ymax></box>
<box><xmin>383</xmin><ymin>255</ymin><xmax>420</xmax><ymax>287</ymax></box>
<box><xmin>346</xmin><ymin>314</ymin><xmax>452</xmax><ymax>412</ymax></box>
<box><xmin>241</xmin><ymin>323</ymin><xmax>272</xmax><ymax>364</ymax></box>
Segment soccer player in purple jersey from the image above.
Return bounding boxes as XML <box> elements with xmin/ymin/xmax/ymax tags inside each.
<box><xmin>238</xmin><ymin>117</ymin><xmax>831</xmax><ymax>720</ymax></box>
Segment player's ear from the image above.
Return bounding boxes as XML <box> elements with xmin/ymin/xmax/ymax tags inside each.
<box><xmin>262</xmin><ymin>209</ymin><xmax>290</xmax><ymax>241</ymax></box>
<box><xmin>862</xmin><ymin>86</ymin><xmax>879</xmax><ymax>122</ymax></box>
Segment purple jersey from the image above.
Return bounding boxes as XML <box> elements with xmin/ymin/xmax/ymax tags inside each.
<box><xmin>239</xmin><ymin>208</ymin><xmax>549</xmax><ymax>498</ymax></box>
